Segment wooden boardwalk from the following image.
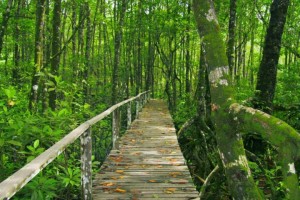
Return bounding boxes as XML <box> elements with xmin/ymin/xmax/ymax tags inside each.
<box><xmin>92</xmin><ymin>99</ymin><xmax>199</xmax><ymax>200</ymax></box>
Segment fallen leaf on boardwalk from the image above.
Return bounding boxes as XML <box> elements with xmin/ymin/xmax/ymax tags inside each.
<box><xmin>170</xmin><ymin>179</ymin><xmax>188</xmax><ymax>184</ymax></box>
<box><xmin>169</xmin><ymin>172</ymin><xmax>182</xmax><ymax>177</ymax></box>
<box><xmin>111</xmin><ymin>176</ymin><xmax>118</xmax><ymax>180</ymax></box>
<box><xmin>168</xmin><ymin>158</ymin><xmax>178</xmax><ymax>162</ymax></box>
<box><xmin>115</xmin><ymin>188</ymin><xmax>126</xmax><ymax>193</ymax></box>
<box><xmin>148</xmin><ymin>179</ymin><xmax>156</xmax><ymax>183</ymax></box>
<box><xmin>119</xmin><ymin>176</ymin><xmax>125</xmax><ymax>179</ymax></box>
<box><xmin>111</xmin><ymin>156</ymin><xmax>123</xmax><ymax>162</ymax></box>
<box><xmin>116</xmin><ymin>170</ymin><xmax>124</xmax><ymax>174</ymax></box>
<box><xmin>164</xmin><ymin>188</ymin><xmax>176</xmax><ymax>194</ymax></box>
<box><xmin>101</xmin><ymin>182</ymin><xmax>115</xmax><ymax>187</ymax></box>
<box><xmin>156</xmin><ymin>165</ymin><xmax>163</xmax><ymax>168</ymax></box>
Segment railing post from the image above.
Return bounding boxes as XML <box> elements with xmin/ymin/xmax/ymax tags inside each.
<box><xmin>136</xmin><ymin>98</ymin><xmax>140</xmax><ymax>119</ymax></box>
<box><xmin>127</xmin><ymin>101</ymin><xmax>132</xmax><ymax>128</ymax></box>
<box><xmin>80</xmin><ymin>128</ymin><xmax>92</xmax><ymax>200</ymax></box>
<box><xmin>112</xmin><ymin>109</ymin><xmax>120</xmax><ymax>149</ymax></box>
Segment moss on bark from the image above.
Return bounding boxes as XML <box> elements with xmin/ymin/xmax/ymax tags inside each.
<box><xmin>193</xmin><ymin>0</ymin><xmax>299</xmax><ymax>199</ymax></box>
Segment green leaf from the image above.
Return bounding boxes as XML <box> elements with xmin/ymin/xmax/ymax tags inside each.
<box><xmin>33</xmin><ymin>140</ymin><xmax>40</xmax><ymax>149</ymax></box>
<box><xmin>58</xmin><ymin>108</ymin><xmax>68</xmax><ymax>117</ymax></box>
<box><xmin>83</xmin><ymin>103</ymin><xmax>90</xmax><ymax>109</ymax></box>
<box><xmin>0</xmin><ymin>138</ymin><xmax>4</xmax><ymax>147</ymax></box>
<box><xmin>7</xmin><ymin>140</ymin><xmax>22</xmax><ymax>147</ymax></box>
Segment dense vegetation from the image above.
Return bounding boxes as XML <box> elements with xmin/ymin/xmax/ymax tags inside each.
<box><xmin>0</xmin><ymin>0</ymin><xmax>299</xmax><ymax>199</ymax></box>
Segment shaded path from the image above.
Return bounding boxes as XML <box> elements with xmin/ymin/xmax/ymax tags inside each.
<box><xmin>93</xmin><ymin>99</ymin><xmax>198</xmax><ymax>199</ymax></box>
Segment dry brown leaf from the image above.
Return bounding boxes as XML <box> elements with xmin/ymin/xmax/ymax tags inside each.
<box><xmin>148</xmin><ymin>179</ymin><xmax>156</xmax><ymax>183</ymax></box>
<box><xmin>116</xmin><ymin>170</ymin><xmax>124</xmax><ymax>174</ymax></box>
<box><xmin>101</xmin><ymin>182</ymin><xmax>115</xmax><ymax>187</ymax></box>
<box><xmin>115</xmin><ymin>188</ymin><xmax>127</xmax><ymax>193</ymax></box>
<box><xmin>169</xmin><ymin>172</ymin><xmax>182</xmax><ymax>177</ymax></box>
<box><xmin>119</xmin><ymin>176</ymin><xmax>125</xmax><ymax>179</ymax></box>
<box><xmin>111</xmin><ymin>176</ymin><xmax>118</xmax><ymax>180</ymax></box>
<box><xmin>164</xmin><ymin>188</ymin><xmax>176</xmax><ymax>194</ymax></box>
<box><xmin>111</xmin><ymin>156</ymin><xmax>123</xmax><ymax>162</ymax></box>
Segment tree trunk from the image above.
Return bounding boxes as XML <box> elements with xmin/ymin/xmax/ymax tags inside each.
<box><xmin>12</xmin><ymin>0</ymin><xmax>22</xmax><ymax>84</ymax></box>
<box><xmin>0</xmin><ymin>0</ymin><xmax>13</xmax><ymax>56</ymax></box>
<box><xmin>49</xmin><ymin>0</ymin><xmax>61</xmax><ymax>110</ymax></box>
<box><xmin>193</xmin><ymin>0</ymin><xmax>263</xmax><ymax>198</ymax></box>
<box><xmin>254</xmin><ymin>0</ymin><xmax>290</xmax><ymax>113</ymax></box>
<box><xmin>29</xmin><ymin>0</ymin><xmax>46</xmax><ymax>112</ymax></box>
<box><xmin>84</xmin><ymin>2</ymin><xmax>91</xmax><ymax>103</ymax></box>
<box><xmin>226</xmin><ymin>0</ymin><xmax>236</xmax><ymax>75</ymax></box>
<box><xmin>185</xmin><ymin>1</ymin><xmax>191</xmax><ymax>94</ymax></box>
<box><xmin>111</xmin><ymin>0</ymin><xmax>127</xmax><ymax>105</ymax></box>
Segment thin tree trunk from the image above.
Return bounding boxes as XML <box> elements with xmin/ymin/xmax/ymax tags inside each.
<box><xmin>227</xmin><ymin>0</ymin><xmax>236</xmax><ymax>75</ymax></box>
<box><xmin>112</xmin><ymin>0</ymin><xmax>127</xmax><ymax>104</ymax></box>
<box><xmin>29</xmin><ymin>0</ymin><xmax>46</xmax><ymax>111</ymax></box>
<box><xmin>0</xmin><ymin>0</ymin><xmax>14</xmax><ymax>56</ymax></box>
<box><xmin>84</xmin><ymin>2</ymin><xmax>91</xmax><ymax>103</ymax></box>
<box><xmin>49</xmin><ymin>0</ymin><xmax>61</xmax><ymax>110</ymax></box>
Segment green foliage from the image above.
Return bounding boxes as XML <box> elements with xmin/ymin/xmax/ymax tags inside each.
<box><xmin>274</xmin><ymin>63</ymin><xmax>300</xmax><ymax>130</ymax></box>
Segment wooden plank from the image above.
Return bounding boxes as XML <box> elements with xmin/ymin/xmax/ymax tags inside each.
<box><xmin>93</xmin><ymin>99</ymin><xmax>198</xmax><ymax>199</ymax></box>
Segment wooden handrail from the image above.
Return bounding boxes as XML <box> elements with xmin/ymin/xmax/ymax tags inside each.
<box><xmin>0</xmin><ymin>91</ymin><xmax>150</xmax><ymax>200</ymax></box>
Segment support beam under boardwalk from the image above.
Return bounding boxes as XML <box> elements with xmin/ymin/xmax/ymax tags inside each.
<box><xmin>93</xmin><ymin>99</ymin><xmax>199</xmax><ymax>200</ymax></box>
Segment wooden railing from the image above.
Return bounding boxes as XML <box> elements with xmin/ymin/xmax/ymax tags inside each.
<box><xmin>0</xmin><ymin>91</ymin><xmax>150</xmax><ymax>200</ymax></box>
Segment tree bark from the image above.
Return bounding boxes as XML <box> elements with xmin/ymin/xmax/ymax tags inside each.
<box><xmin>111</xmin><ymin>0</ymin><xmax>127</xmax><ymax>105</ymax></box>
<box><xmin>226</xmin><ymin>0</ymin><xmax>236</xmax><ymax>75</ymax></box>
<box><xmin>254</xmin><ymin>0</ymin><xmax>290</xmax><ymax>113</ymax></box>
<box><xmin>84</xmin><ymin>2</ymin><xmax>91</xmax><ymax>103</ymax></box>
<box><xmin>49</xmin><ymin>0</ymin><xmax>61</xmax><ymax>110</ymax></box>
<box><xmin>29</xmin><ymin>0</ymin><xmax>46</xmax><ymax>112</ymax></box>
<box><xmin>193</xmin><ymin>0</ymin><xmax>263</xmax><ymax>198</ymax></box>
<box><xmin>0</xmin><ymin>0</ymin><xmax>14</xmax><ymax>56</ymax></box>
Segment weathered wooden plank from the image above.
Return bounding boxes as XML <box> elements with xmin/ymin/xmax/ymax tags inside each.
<box><xmin>93</xmin><ymin>99</ymin><xmax>198</xmax><ymax>199</ymax></box>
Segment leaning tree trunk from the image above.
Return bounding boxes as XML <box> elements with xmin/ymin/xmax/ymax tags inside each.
<box><xmin>254</xmin><ymin>0</ymin><xmax>290</xmax><ymax>113</ymax></box>
<box><xmin>193</xmin><ymin>0</ymin><xmax>300</xmax><ymax>199</ymax></box>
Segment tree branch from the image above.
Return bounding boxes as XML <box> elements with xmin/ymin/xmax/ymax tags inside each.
<box><xmin>199</xmin><ymin>165</ymin><xmax>220</xmax><ymax>199</ymax></box>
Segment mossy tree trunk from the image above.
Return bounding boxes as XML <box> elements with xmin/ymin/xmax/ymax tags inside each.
<box><xmin>192</xmin><ymin>0</ymin><xmax>300</xmax><ymax>199</ymax></box>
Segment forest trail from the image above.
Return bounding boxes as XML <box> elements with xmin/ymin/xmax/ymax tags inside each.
<box><xmin>92</xmin><ymin>99</ymin><xmax>199</xmax><ymax>199</ymax></box>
